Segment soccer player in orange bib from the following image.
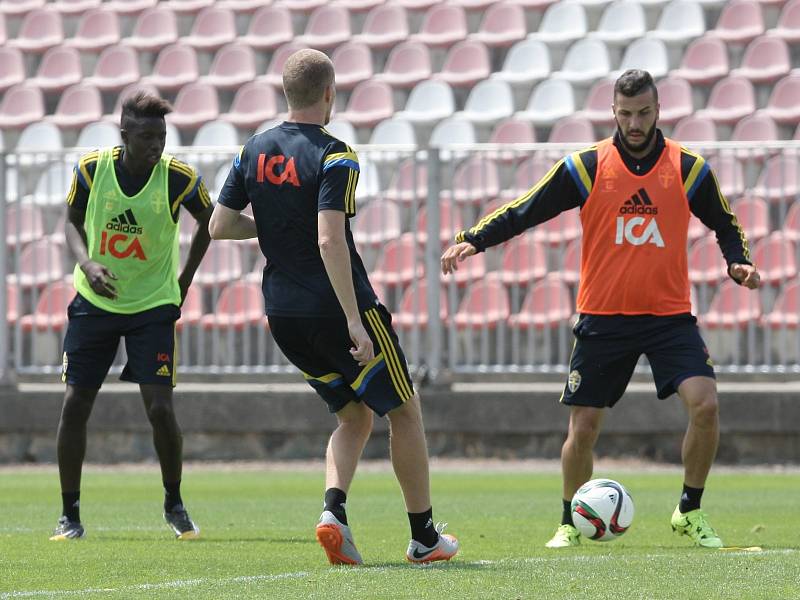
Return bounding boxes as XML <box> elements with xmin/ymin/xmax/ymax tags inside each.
<box><xmin>441</xmin><ymin>70</ymin><xmax>760</xmax><ymax>549</ymax></box>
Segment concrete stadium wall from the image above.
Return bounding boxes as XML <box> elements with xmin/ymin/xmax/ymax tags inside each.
<box><xmin>1</xmin><ymin>380</ymin><xmax>799</xmax><ymax>464</ymax></box>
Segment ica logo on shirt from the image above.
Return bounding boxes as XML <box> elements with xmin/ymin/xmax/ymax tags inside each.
<box><xmin>256</xmin><ymin>153</ymin><xmax>302</xmax><ymax>187</ymax></box>
<box><xmin>615</xmin><ymin>187</ymin><xmax>664</xmax><ymax>248</ymax></box>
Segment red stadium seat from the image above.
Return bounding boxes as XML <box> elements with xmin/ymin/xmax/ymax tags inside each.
<box><xmin>238</xmin><ymin>5</ymin><xmax>293</xmax><ymax>51</ymax></box>
<box><xmin>221</xmin><ymin>81</ymin><xmax>278</xmax><ymax>130</ymax></box>
<box><xmin>352</xmin><ymin>199</ymin><xmax>403</xmax><ymax>248</ymax></box>
<box><xmin>332</xmin><ymin>0</ymin><xmax>385</xmax><ymax>11</ymax></box>
<box><xmin>761</xmin><ymin>280</ymin><xmax>800</xmax><ymax>329</ymax></box>
<box><xmin>487</xmin><ymin>118</ymin><xmax>536</xmax><ymax>163</ymax></box>
<box><xmin>702</xmin><ymin>279</ymin><xmax>762</xmax><ymax>329</ymax></box>
<box><xmin>410</xmin><ymin>4</ymin><xmax>468</xmax><ymax>48</ymax></box>
<box><xmin>441</xmin><ymin>249</ymin><xmax>487</xmax><ymax>286</ymax></box>
<box><xmin>672</xmin><ymin>114</ymin><xmax>717</xmax><ymax>142</ymax></box>
<box><xmin>163</xmin><ymin>0</ymin><xmax>214</xmax><ymax>15</ymax></box>
<box><xmin>181</xmin><ymin>7</ymin><xmax>236</xmax><ymax>52</ymax></box>
<box><xmin>767</xmin><ymin>0</ymin><xmax>800</xmax><ymax>42</ymax></box>
<box><xmin>335</xmin><ymin>80</ymin><xmax>395</xmax><ymax>128</ymax></box>
<box><xmin>656</xmin><ymin>76</ymin><xmax>694</xmax><ymax>126</ymax></box>
<box><xmin>141</xmin><ymin>44</ymin><xmax>199</xmax><ymax>92</ymax></box>
<box><xmin>331</xmin><ymin>43</ymin><xmax>374</xmax><ymax>91</ymax></box>
<box><xmin>784</xmin><ymin>201</ymin><xmax>800</xmax><ymax>241</ymax></box>
<box><xmin>688</xmin><ymin>235</ymin><xmax>729</xmax><ymax>285</ymax></box>
<box><xmin>5</xmin><ymin>204</ymin><xmax>44</xmax><ymax>248</ymax></box>
<box><xmin>498</xmin><ymin>232</ymin><xmax>548</xmax><ymax>285</ymax></box>
<box><xmin>454</xmin><ymin>277</ymin><xmax>510</xmax><ymax>330</ymax></box>
<box><xmin>27</xmin><ymin>46</ymin><xmax>81</xmax><ymax>94</ymax></box>
<box><xmin>732</xmin><ymin>196</ymin><xmax>770</xmax><ymax>243</ymax></box>
<box><xmin>501</xmin><ymin>153</ymin><xmax>554</xmax><ymax>199</ymax></box>
<box><xmin>433</xmin><ymin>40</ymin><xmax>491</xmax><ymax>88</ymax></box>
<box><xmin>711</xmin><ymin>154</ymin><xmax>746</xmax><ymax>199</ymax></box>
<box><xmin>557</xmin><ymin>238</ymin><xmax>581</xmax><ymax>285</ymax></box>
<box><xmin>295</xmin><ymin>5</ymin><xmax>352</xmax><ymax>50</ymax></box>
<box><xmin>123</xmin><ymin>7</ymin><xmax>178</xmax><ymax>53</ymax></box>
<box><xmin>8</xmin><ymin>240</ymin><xmax>65</xmax><ymax>289</ymax></box>
<box><xmin>469</xmin><ymin>1</ymin><xmax>527</xmax><ymax>48</ymax></box>
<box><xmin>372</xmin><ymin>41</ymin><xmax>432</xmax><ymax>89</ymax></box>
<box><xmin>394</xmin><ymin>279</ymin><xmax>448</xmax><ymax>330</ymax></box>
<box><xmin>259</xmin><ymin>41</ymin><xmax>308</xmax><ymax>89</ymax></box>
<box><xmin>200</xmin><ymin>281</ymin><xmax>264</xmax><ymax>331</ymax></box>
<box><xmin>7</xmin><ymin>8</ymin><xmax>63</xmax><ymax>53</ymax></box>
<box><xmin>352</xmin><ymin>4</ymin><xmax>410</xmax><ymax>49</ymax></box>
<box><xmin>19</xmin><ymin>280</ymin><xmax>74</xmax><ymax>333</ymax></box>
<box><xmin>531</xmin><ymin>210</ymin><xmax>581</xmax><ymax>246</ymax></box>
<box><xmin>167</xmin><ymin>82</ymin><xmax>219</xmax><ymax>130</ymax></box>
<box><xmin>761</xmin><ymin>73</ymin><xmax>800</xmax><ymax>125</ymax></box>
<box><xmin>752</xmin><ymin>233</ymin><xmax>797</xmax><ymax>285</ymax></box>
<box><xmin>84</xmin><ymin>45</ymin><xmax>140</xmax><ymax>93</ymax></box>
<box><xmin>371</xmin><ymin>233</ymin><xmax>424</xmax><ymax>287</ymax></box>
<box><xmin>710</xmin><ymin>0</ymin><xmax>765</xmax><ymax>44</ymax></box>
<box><xmin>440</xmin><ymin>156</ymin><xmax>501</xmax><ymax>206</ymax></box>
<box><xmin>47</xmin><ymin>84</ymin><xmax>103</xmax><ymax>130</ymax></box>
<box><xmin>0</xmin><ymin>0</ymin><xmax>45</xmax><ymax>16</ymax></box>
<box><xmin>730</xmin><ymin>35</ymin><xmax>791</xmax><ymax>84</ymax></box>
<box><xmin>0</xmin><ymin>47</ymin><xmax>25</xmax><ymax>94</ymax></box>
<box><xmin>175</xmin><ymin>284</ymin><xmax>203</xmax><ymax>331</ymax></box>
<box><xmin>696</xmin><ymin>77</ymin><xmax>756</xmax><ymax>125</ymax></box>
<box><xmin>670</xmin><ymin>35</ymin><xmax>729</xmax><ymax>85</ymax></box>
<box><xmin>104</xmin><ymin>0</ymin><xmax>157</xmax><ymax>15</ymax></box>
<box><xmin>279</xmin><ymin>0</ymin><xmax>328</xmax><ymax>13</ymax></box>
<box><xmin>200</xmin><ymin>43</ymin><xmax>257</xmax><ymax>91</ymax></box>
<box><xmin>579</xmin><ymin>78</ymin><xmax>615</xmax><ymax>127</ymax></box>
<box><xmin>508</xmin><ymin>275</ymin><xmax>572</xmax><ymax>330</ymax></box>
<box><xmin>64</xmin><ymin>7</ymin><xmax>119</xmax><ymax>52</ymax></box>
<box><xmin>384</xmin><ymin>159</ymin><xmax>427</xmax><ymax>205</ymax></box>
<box><xmin>732</xmin><ymin>113</ymin><xmax>779</xmax><ymax>144</ymax></box>
<box><xmin>752</xmin><ymin>154</ymin><xmax>800</xmax><ymax>201</ymax></box>
<box><xmin>547</xmin><ymin>115</ymin><xmax>595</xmax><ymax>144</ymax></box>
<box><xmin>51</xmin><ymin>0</ymin><xmax>102</xmax><ymax>15</ymax></box>
<box><xmin>415</xmin><ymin>204</ymin><xmax>465</xmax><ymax>246</ymax></box>
<box><xmin>194</xmin><ymin>241</ymin><xmax>244</xmax><ymax>286</ymax></box>
<box><xmin>7</xmin><ymin>282</ymin><xmax>19</xmax><ymax>326</ymax></box>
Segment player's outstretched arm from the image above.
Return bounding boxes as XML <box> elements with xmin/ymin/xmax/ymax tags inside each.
<box><xmin>441</xmin><ymin>242</ymin><xmax>477</xmax><ymax>275</ymax></box>
<box><xmin>208</xmin><ymin>203</ymin><xmax>257</xmax><ymax>240</ymax></box>
<box><xmin>729</xmin><ymin>263</ymin><xmax>761</xmax><ymax>289</ymax></box>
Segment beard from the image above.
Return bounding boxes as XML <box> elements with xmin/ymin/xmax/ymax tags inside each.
<box><xmin>616</xmin><ymin>119</ymin><xmax>657</xmax><ymax>154</ymax></box>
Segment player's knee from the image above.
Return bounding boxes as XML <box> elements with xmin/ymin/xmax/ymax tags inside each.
<box><xmin>146</xmin><ymin>400</ymin><xmax>176</xmax><ymax>427</ymax></box>
<box><xmin>690</xmin><ymin>392</ymin><xmax>719</xmax><ymax>425</ymax></box>
<box><xmin>387</xmin><ymin>393</ymin><xmax>422</xmax><ymax>425</ymax></box>
<box><xmin>61</xmin><ymin>388</ymin><xmax>96</xmax><ymax>425</ymax></box>
<box><xmin>568</xmin><ymin>411</ymin><xmax>603</xmax><ymax>446</ymax></box>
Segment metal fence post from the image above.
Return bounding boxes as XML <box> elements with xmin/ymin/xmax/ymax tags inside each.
<box><xmin>424</xmin><ymin>148</ymin><xmax>442</xmax><ymax>384</ymax></box>
<box><xmin>0</xmin><ymin>153</ymin><xmax>11</xmax><ymax>385</ymax></box>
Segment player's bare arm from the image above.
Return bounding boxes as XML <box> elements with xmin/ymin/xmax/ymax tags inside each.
<box><xmin>208</xmin><ymin>202</ymin><xmax>258</xmax><ymax>240</ymax></box>
<box><xmin>729</xmin><ymin>263</ymin><xmax>761</xmax><ymax>289</ymax></box>
<box><xmin>65</xmin><ymin>204</ymin><xmax>117</xmax><ymax>300</ymax></box>
<box><xmin>441</xmin><ymin>242</ymin><xmax>477</xmax><ymax>275</ymax></box>
<box><xmin>178</xmin><ymin>204</ymin><xmax>213</xmax><ymax>303</ymax></box>
<box><xmin>318</xmin><ymin>209</ymin><xmax>374</xmax><ymax>366</ymax></box>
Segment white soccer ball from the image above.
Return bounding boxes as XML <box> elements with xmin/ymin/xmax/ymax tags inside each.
<box><xmin>571</xmin><ymin>478</ymin><xmax>634</xmax><ymax>542</ymax></box>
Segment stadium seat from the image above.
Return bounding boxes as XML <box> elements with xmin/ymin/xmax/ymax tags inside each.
<box><xmin>104</xmin><ymin>83</ymin><xmax>160</xmax><ymax>124</ymax></box>
<box><xmin>0</xmin><ymin>47</ymin><xmax>25</xmax><ymax>94</ymax></box>
<box><xmin>175</xmin><ymin>283</ymin><xmax>203</xmax><ymax>331</ymax></box>
<box><xmin>8</xmin><ymin>239</ymin><xmax>65</xmax><ymax>288</ymax></box>
<box><xmin>696</xmin><ymin>77</ymin><xmax>756</xmax><ymax>125</ymax></box>
<box><xmin>104</xmin><ymin>0</ymin><xmax>158</xmax><ymax>15</ymax></box>
<box><xmin>515</xmin><ymin>78</ymin><xmax>576</xmax><ymax>126</ymax></box>
<box><xmin>711</xmin><ymin>154</ymin><xmax>746</xmax><ymax>199</ymax></box>
<box><xmin>589</xmin><ymin>0</ymin><xmax>646</xmax><ymax>46</ymax></box>
<box><xmin>396</xmin><ymin>80</ymin><xmax>456</xmax><ymax>126</ymax></box>
<box><xmin>702</xmin><ymin>278</ymin><xmax>762</xmax><ymax>329</ymax></box>
<box><xmin>670</xmin><ymin>35</ymin><xmax>729</xmax><ymax>85</ymax></box>
<box><xmin>47</xmin><ymin>84</ymin><xmax>103</xmax><ymax>130</ymax></box>
<box><xmin>454</xmin><ymin>80</ymin><xmax>514</xmax><ymax>126</ymax></box>
<box><xmin>687</xmin><ymin>215</ymin><xmax>708</xmax><ymax>243</ymax></box>
<box><xmin>528</xmin><ymin>2</ymin><xmax>587</xmax><ymax>46</ymax></box>
<box><xmin>498</xmin><ymin>232</ymin><xmax>548</xmax><ymax>285</ymax></box>
<box><xmin>27</xmin><ymin>46</ymin><xmax>81</xmax><ymax>94</ymax></box>
<box><xmin>332</xmin><ymin>0</ymin><xmax>385</xmax><ymax>12</ymax></box>
<box><xmin>416</xmin><ymin>203</ymin><xmax>465</xmax><ymax>246</ymax></box>
<box><xmin>194</xmin><ymin>241</ymin><xmax>243</xmax><ymax>286</ymax></box>
<box><xmin>501</xmin><ymin>152</ymin><xmax>556</xmax><ymax>199</ymax></box>
<box><xmin>278</xmin><ymin>0</ymin><xmax>328</xmax><ymax>13</ymax></box>
<box><xmin>0</xmin><ymin>13</ymin><xmax>5</xmax><ymax>46</ymax></box>
<box><xmin>163</xmin><ymin>0</ymin><xmax>214</xmax><ymax>15</ymax></box>
<box><xmin>181</xmin><ymin>7</ymin><xmax>236</xmax><ymax>52</ymax></box>
<box><xmin>579</xmin><ymin>78</ymin><xmax>615</xmax><ymax>127</ymax></box>
<box><xmin>650</xmin><ymin>0</ymin><xmax>705</xmax><ymax>44</ymax></box>
<box><xmin>508</xmin><ymin>275</ymin><xmax>572</xmax><ymax>330</ymax></box>
<box><xmin>428</xmin><ymin>117</ymin><xmax>477</xmax><ymax>148</ymax></box>
<box><xmin>336</xmin><ymin>80</ymin><xmax>394</xmax><ymax>128</ymax></box>
<box><xmin>324</xmin><ymin>119</ymin><xmax>358</xmax><ymax>146</ymax></box>
<box><xmin>410</xmin><ymin>4</ymin><xmax>468</xmax><ymax>47</ymax></box>
<box><xmin>141</xmin><ymin>44</ymin><xmax>199</xmax><ymax>92</ymax></box>
<box><xmin>433</xmin><ymin>40</ymin><xmax>491</xmax><ymax>89</ymax></box>
<box><xmin>761</xmin><ymin>73</ymin><xmax>800</xmax><ymax>125</ymax></box>
<box><xmin>355</xmin><ymin>158</ymin><xmax>381</xmax><ymax>202</ymax></box>
<box><xmin>123</xmin><ymin>7</ymin><xmax>178</xmax><ymax>53</ymax></box>
<box><xmin>259</xmin><ymin>41</ymin><xmax>308</xmax><ymax>89</ymax></box>
<box><xmin>25</xmin><ymin>162</ymin><xmax>73</xmax><ymax>206</ymax></box>
<box><xmin>394</xmin><ymin>279</ymin><xmax>448</xmax><ymax>330</ymax></box>
<box><xmin>710</xmin><ymin>0</ymin><xmax>765</xmax><ymax>43</ymax></box>
<box><xmin>752</xmin><ymin>233</ymin><xmax>797</xmax><ymax>285</ymax></box>
<box><xmin>730</xmin><ymin>36</ymin><xmax>791</xmax><ymax>84</ymax></box>
<box><xmin>487</xmin><ymin>118</ymin><xmax>536</xmax><ymax>163</ymax></box>
<box><xmin>490</xmin><ymin>39</ymin><xmax>551</xmax><ymax>88</ymax></box>
<box><xmin>767</xmin><ymin>0</ymin><xmax>800</xmax><ymax>42</ymax></box>
<box><xmin>83</xmin><ymin>45</ymin><xmax>140</xmax><ymax>93</ymax></box>
<box><xmin>51</xmin><ymin>0</ymin><xmax>102</xmax><ymax>14</ymax></box>
<box><xmin>352</xmin><ymin>4</ymin><xmax>409</xmax><ymax>49</ymax></box>
<box><xmin>0</xmin><ymin>84</ymin><xmax>45</xmax><ymax>130</ymax></box>
<box><xmin>200</xmin><ymin>43</ymin><xmax>257</xmax><ymax>91</ymax></box>
<box><xmin>612</xmin><ymin>37</ymin><xmax>669</xmax><ymax>79</ymax></box>
<box><xmin>441</xmin><ymin>156</ymin><xmax>501</xmax><ymax>205</ymax></box>
<box><xmin>731</xmin><ymin>196</ymin><xmax>770</xmax><ymax>243</ymax></box>
<box><xmin>655</xmin><ymin>76</ymin><xmax>694</xmax><ymax>125</ymax></box>
<box><xmin>64</xmin><ymin>7</ymin><xmax>119</xmax><ymax>52</ymax></box>
<box><xmin>784</xmin><ymin>201</ymin><xmax>800</xmax><ymax>241</ymax></box>
<box><xmin>19</xmin><ymin>279</ymin><xmax>74</xmax><ymax>333</ymax></box>
<box><xmin>168</xmin><ymin>83</ymin><xmax>220</xmax><ymax>131</ymax></box>
<box><xmin>453</xmin><ymin>277</ymin><xmax>510</xmax><ymax>330</ymax></box>
<box><xmin>0</xmin><ymin>0</ymin><xmax>45</xmax><ymax>16</ymax></box>
<box><xmin>672</xmin><ymin>114</ymin><xmax>717</xmax><ymax>142</ymax></box>
<box><xmin>352</xmin><ymin>199</ymin><xmax>402</xmax><ymax>248</ymax></box>
<box><xmin>238</xmin><ymin>5</ymin><xmax>293</xmax><ymax>51</ymax></box>
<box><xmin>761</xmin><ymin>280</ymin><xmax>800</xmax><ymax>334</ymax></box>
<box><xmin>222</xmin><ymin>82</ymin><xmax>278</xmax><ymax>131</ymax></box>
<box><xmin>15</xmin><ymin>121</ymin><xmax>63</xmax><ymax>156</ymax></box>
<box><xmin>193</xmin><ymin>120</ymin><xmax>238</xmax><ymax>147</ymax></box>
<box><xmin>383</xmin><ymin>158</ymin><xmax>427</xmax><ymax>205</ymax></box>
<box><xmin>531</xmin><ymin>209</ymin><xmax>581</xmax><ymax>245</ymax></box>
<box><xmin>557</xmin><ymin>238</ymin><xmax>581</xmax><ymax>284</ymax></box>
<box><xmin>688</xmin><ymin>235</ymin><xmax>729</xmax><ymax>284</ymax></box>
<box><xmin>441</xmin><ymin>247</ymin><xmax>488</xmax><ymax>287</ymax></box>
<box><xmin>391</xmin><ymin>0</ymin><xmax>438</xmax><ymax>8</ymax></box>
<box><xmin>77</xmin><ymin>121</ymin><xmax>122</xmax><ymax>148</ymax></box>
<box><xmin>752</xmin><ymin>154</ymin><xmax>800</xmax><ymax>201</ymax></box>
<box><xmin>731</xmin><ymin>113</ymin><xmax>779</xmax><ymax>160</ymax></box>
<box><xmin>372</xmin><ymin>41</ymin><xmax>432</xmax><ymax>89</ymax></box>
<box><xmin>6</xmin><ymin>8</ymin><xmax>63</xmax><ymax>53</ymax></box>
<box><xmin>552</xmin><ymin>38</ymin><xmax>611</xmax><ymax>85</ymax></box>
<box><xmin>367</xmin><ymin>117</ymin><xmax>417</xmax><ymax>146</ymax></box>
<box><xmin>547</xmin><ymin>115</ymin><xmax>595</xmax><ymax>144</ymax></box>
<box><xmin>331</xmin><ymin>43</ymin><xmax>374</xmax><ymax>91</ymax></box>
<box><xmin>200</xmin><ymin>281</ymin><xmax>264</xmax><ymax>331</ymax></box>
<box><xmin>469</xmin><ymin>2</ymin><xmax>527</xmax><ymax>48</ymax></box>
<box><xmin>6</xmin><ymin>282</ymin><xmax>19</xmax><ymax>326</ymax></box>
<box><xmin>371</xmin><ymin>233</ymin><xmax>424</xmax><ymax>287</ymax></box>
<box><xmin>5</xmin><ymin>204</ymin><xmax>44</xmax><ymax>248</ymax></box>
<box><xmin>295</xmin><ymin>5</ymin><xmax>352</xmax><ymax>50</ymax></box>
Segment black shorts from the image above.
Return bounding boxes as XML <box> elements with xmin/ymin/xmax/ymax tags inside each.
<box><xmin>560</xmin><ymin>313</ymin><xmax>715</xmax><ymax>408</ymax></box>
<box><xmin>268</xmin><ymin>303</ymin><xmax>415</xmax><ymax>417</ymax></box>
<box><xmin>62</xmin><ymin>294</ymin><xmax>180</xmax><ymax>388</ymax></box>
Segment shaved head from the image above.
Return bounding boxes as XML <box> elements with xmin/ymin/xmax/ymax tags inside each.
<box><xmin>282</xmin><ymin>49</ymin><xmax>335</xmax><ymax>110</ymax></box>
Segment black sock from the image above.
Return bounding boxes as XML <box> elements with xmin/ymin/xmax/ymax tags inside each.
<box><xmin>408</xmin><ymin>507</ymin><xmax>438</xmax><ymax>547</ymax></box>
<box><xmin>164</xmin><ymin>480</ymin><xmax>183</xmax><ymax>512</ymax></box>
<box><xmin>62</xmin><ymin>491</ymin><xmax>80</xmax><ymax>523</ymax></box>
<box><xmin>561</xmin><ymin>499</ymin><xmax>574</xmax><ymax>526</ymax></box>
<box><xmin>679</xmin><ymin>484</ymin><xmax>704</xmax><ymax>513</ymax></box>
<box><xmin>323</xmin><ymin>487</ymin><xmax>348</xmax><ymax>525</ymax></box>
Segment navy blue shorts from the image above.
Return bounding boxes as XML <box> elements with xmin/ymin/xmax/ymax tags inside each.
<box><xmin>268</xmin><ymin>303</ymin><xmax>415</xmax><ymax>417</ymax></box>
<box><xmin>560</xmin><ymin>313</ymin><xmax>715</xmax><ymax>408</ymax></box>
<box><xmin>62</xmin><ymin>294</ymin><xmax>180</xmax><ymax>388</ymax></box>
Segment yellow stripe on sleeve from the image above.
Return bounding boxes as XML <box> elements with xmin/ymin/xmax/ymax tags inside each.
<box><xmin>65</xmin><ymin>170</ymin><xmax>78</xmax><ymax>206</ymax></box>
<box><xmin>570</xmin><ymin>151</ymin><xmax>593</xmax><ymax>197</ymax></box>
<box><xmin>171</xmin><ymin>169</ymin><xmax>198</xmax><ymax>214</ymax></box>
<box><xmin>683</xmin><ymin>154</ymin><xmax>707</xmax><ymax>197</ymax></box>
<box><xmin>78</xmin><ymin>151</ymin><xmax>99</xmax><ymax>189</ymax></box>
<box><xmin>365</xmin><ymin>309</ymin><xmax>413</xmax><ymax>401</ymax></box>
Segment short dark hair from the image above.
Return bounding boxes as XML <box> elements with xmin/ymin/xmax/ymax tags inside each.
<box><xmin>120</xmin><ymin>91</ymin><xmax>172</xmax><ymax>128</ymax></box>
<box><xmin>614</xmin><ymin>69</ymin><xmax>658</xmax><ymax>103</ymax></box>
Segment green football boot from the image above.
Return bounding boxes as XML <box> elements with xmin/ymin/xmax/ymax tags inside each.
<box><xmin>671</xmin><ymin>506</ymin><xmax>724</xmax><ymax>548</ymax></box>
<box><xmin>545</xmin><ymin>524</ymin><xmax>581</xmax><ymax>548</ymax></box>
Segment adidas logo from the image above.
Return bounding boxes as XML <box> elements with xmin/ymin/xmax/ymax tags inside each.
<box><xmin>156</xmin><ymin>365</ymin><xmax>171</xmax><ymax>376</ymax></box>
<box><xmin>619</xmin><ymin>188</ymin><xmax>658</xmax><ymax>215</ymax></box>
<box><xmin>106</xmin><ymin>209</ymin><xmax>143</xmax><ymax>234</ymax></box>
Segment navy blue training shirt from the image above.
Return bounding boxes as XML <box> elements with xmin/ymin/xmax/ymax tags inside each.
<box><xmin>217</xmin><ymin>122</ymin><xmax>377</xmax><ymax>317</ymax></box>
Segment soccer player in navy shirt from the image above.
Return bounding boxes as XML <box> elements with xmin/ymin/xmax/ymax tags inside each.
<box><xmin>209</xmin><ymin>49</ymin><xmax>458</xmax><ymax>565</ymax></box>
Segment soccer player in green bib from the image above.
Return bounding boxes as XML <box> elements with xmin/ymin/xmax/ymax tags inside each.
<box><xmin>50</xmin><ymin>93</ymin><xmax>213</xmax><ymax>541</ymax></box>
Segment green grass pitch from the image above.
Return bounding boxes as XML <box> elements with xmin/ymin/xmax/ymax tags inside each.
<box><xmin>1</xmin><ymin>465</ymin><xmax>798</xmax><ymax>599</ymax></box>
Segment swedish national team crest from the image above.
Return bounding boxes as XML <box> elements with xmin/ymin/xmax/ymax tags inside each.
<box><xmin>568</xmin><ymin>370</ymin><xmax>582</xmax><ymax>393</ymax></box>
<box><xmin>658</xmin><ymin>164</ymin><xmax>675</xmax><ymax>189</ymax></box>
